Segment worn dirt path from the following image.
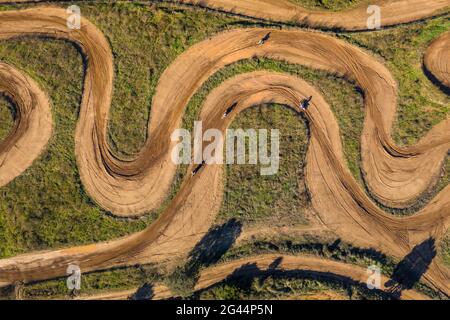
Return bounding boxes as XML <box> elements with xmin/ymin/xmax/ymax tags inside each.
<box><xmin>174</xmin><ymin>0</ymin><xmax>450</xmax><ymax>30</ymax></box>
<box><xmin>194</xmin><ymin>254</ymin><xmax>430</xmax><ymax>300</ymax></box>
<box><xmin>2</xmin><ymin>0</ymin><xmax>449</xmax><ymax>30</ymax></box>
<box><xmin>76</xmin><ymin>254</ymin><xmax>429</xmax><ymax>300</ymax></box>
<box><xmin>0</xmin><ymin>2</ymin><xmax>449</xmax><ymax>298</ymax></box>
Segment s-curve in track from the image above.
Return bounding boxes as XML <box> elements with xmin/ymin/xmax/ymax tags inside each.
<box><xmin>0</xmin><ymin>1</ymin><xmax>449</xmax><ymax>299</ymax></box>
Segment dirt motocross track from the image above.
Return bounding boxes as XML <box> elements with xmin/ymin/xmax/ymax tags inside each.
<box><xmin>0</xmin><ymin>0</ymin><xmax>449</xmax><ymax>299</ymax></box>
<box><xmin>77</xmin><ymin>254</ymin><xmax>429</xmax><ymax>300</ymax></box>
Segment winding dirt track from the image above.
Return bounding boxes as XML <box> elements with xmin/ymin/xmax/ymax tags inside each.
<box><xmin>0</xmin><ymin>1</ymin><xmax>449</xmax><ymax>299</ymax></box>
<box><xmin>76</xmin><ymin>254</ymin><xmax>428</xmax><ymax>300</ymax></box>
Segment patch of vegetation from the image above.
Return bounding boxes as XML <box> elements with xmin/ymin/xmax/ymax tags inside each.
<box><xmin>440</xmin><ymin>230</ymin><xmax>450</xmax><ymax>268</ymax></box>
<box><xmin>197</xmin><ymin>274</ymin><xmax>388</xmax><ymax>300</ymax></box>
<box><xmin>165</xmin><ymin>265</ymin><xmax>197</xmax><ymax>298</ymax></box>
<box><xmin>219</xmin><ymin>106</ymin><xmax>309</xmax><ymax>223</ymax></box>
<box><xmin>21</xmin><ymin>264</ymin><xmax>160</xmax><ymax>299</ymax></box>
<box><xmin>222</xmin><ymin>238</ymin><xmax>396</xmax><ymax>275</ymax></box>
<box><xmin>0</xmin><ymin>94</ymin><xmax>14</xmax><ymax>141</ymax></box>
<box><xmin>199</xmin><ymin>282</ymin><xmax>245</xmax><ymax>300</ymax></box>
<box><xmin>289</xmin><ymin>0</ymin><xmax>365</xmax><ymax>11</ymax></box>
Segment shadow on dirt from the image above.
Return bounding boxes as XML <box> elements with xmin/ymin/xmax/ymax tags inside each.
<box><xmin>423</xmin><ymin>63</ymin><xmax>450</xmax><ymax>96</ymax></box>
<box><xmin>187</xmin><ymin>218</ymin><xmax>243</xmax><ymax>272</ymax></box>
<box><xmin>385</xmin><ymin>237</ymin><xmax>436</xmax><ymax>299</ymax></box>
<box><xmin>131</xmin><ymin>283</ymin><xmax>155</xmax><ymax>300</ymax></box>
<box><xmin>166</xmin><ymin>218</ymin><xmax>242</xmax><ymax>297</ymax></box>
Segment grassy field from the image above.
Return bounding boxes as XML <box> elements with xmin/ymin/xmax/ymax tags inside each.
<box><xmin>0</xmin><ymin>0</ymin><xmax>448</xmax><ymax>297</ymax></box>
<box><xmin>13</xmin><ymin>264</ymin><xmax>161</xmax><ymax>300</ymax></box>
<box><xmin>218</xmin><ymin>106</ymin><xmax>309</xmax><ymax>224</ymax></box>
<box><xmin>221</xmin><ymin>238</ymin><xmax>396</xmax><ymax>275</ymax></box>
<box><xmin>0</xmin><ymin>96</ymin><xmax>14</xmax><ymax>261</ymax></box>
<box><xmin>290</xmin><ymin>0</ymin><xmax>365</xmax><ymax>11</ymax></box>
<box><xmin>0</xmin><ymin>95</ymin><xmax>13</xmax><ymax>141</ymax></box>
<box><xmin>441</xmin><ymin>231</ymin><xmax>450</xmax><ymax>267</ymax></box>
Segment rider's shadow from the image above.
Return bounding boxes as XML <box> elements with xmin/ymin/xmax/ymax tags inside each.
<box><xmin>186</xmin><ymin>218</ymin><xmax>243</xmax><ymax>275</ymax></box>
<box><xmin>385</xmin><ymin>237</ymin><xmax>436</xmax><ymax>299</ymax></box>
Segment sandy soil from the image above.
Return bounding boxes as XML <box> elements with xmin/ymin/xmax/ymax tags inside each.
<box><xmin>0</xmin><ymin>2</ymin><xmax>449</xmax><ymax>299</ymax></box>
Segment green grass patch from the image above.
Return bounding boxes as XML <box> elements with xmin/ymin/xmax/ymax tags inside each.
<box><xmin>0</xmin><ymin>94</ymin><xmax>14</xmax><ymax>142</ymax></box>
<box><xmin>219</xmin><ymin>106</ymin><xmax>309</xmax><ymax>223</ymax></box>
<box><xmin>221</xmin><ymin>238</ymin><xmax>396</xmax><ymax>276</ymax></box>
<box><xmin>440</xmin><ymin>231</ymin><xmax>450</xmax><ymax>268</ymax></box>
<box><xmin>21</xmin><ymin>264</ymin><xmax>160</xmax><ymax>299</ymax></box>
